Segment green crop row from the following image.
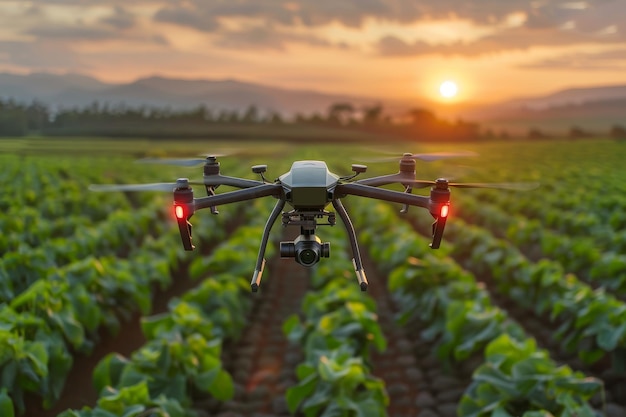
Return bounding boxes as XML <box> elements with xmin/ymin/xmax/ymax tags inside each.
<box><xmin>349</xmin><ymin>200</ymin><xmax>602</xmax><ymax>416</ymax></box>
<box><xmin>455</xmin><ymin>194</ymin><xmax>626</xmax><ymax>294</ymax></box>
<box><xmin>283</xmin><ymin>223</ymin><xmax>389</xmax><ymax>417</ymax></box>
<box><xmin>426</xmin><ymin>212</ymin><xmax>626</xmax><ymax>367</ymax></box>
<box><xmin>0</xmin><ymin>228</ymin><xmax>193</xmax><ymax>415</ymax></box>
<box><xmin>455</xmin><ymin>142</ymin><xmax>626</xmax><ymax>244</ymax></box>
<box><xmin>56</xmin><ymin>199</ymin><xmax>274</xmax><ymax>417</ymax></box>
<box><xmin>0</xmin><ymin>204</ymin><xmax>234</xmax><ymax>415</ymax></box>
<box><xmin>0</xmin><ymin>206</ymin><xmax>172</xmax><ymax>304</ymax></box>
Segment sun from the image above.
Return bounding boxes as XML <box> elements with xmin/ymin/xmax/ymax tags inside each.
<box><xmin>439</xmin><ymin>81</ymin><xmax>458</xmax><ymax>99</ymax></box>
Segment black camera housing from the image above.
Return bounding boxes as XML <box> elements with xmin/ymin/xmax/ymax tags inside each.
<box><xmin>280</xmin><ymin>234</ymin><xmax>330</xmax><ymax>267</ymax></box>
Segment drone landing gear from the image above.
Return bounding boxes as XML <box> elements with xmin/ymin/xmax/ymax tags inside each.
<box><xmin>251</xmin><ymin>199</ymin><xmax>285</xmax><ymax>292</ymax></box>
<box><xmin>250</xmin><ymin>201</ymin><xmax>368</xmax><ymax>292</ymax></box>
<box><xmin>333</xmin><ymin>199</ymin><xmax>368</xmax><ymax>291</ymax></box>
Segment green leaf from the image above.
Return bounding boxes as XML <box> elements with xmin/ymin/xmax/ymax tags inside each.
<box><xmin>207</xmin><ymin>369</ymin><xmax>234</xmax><ymax>401</ymax></box>
<box><xmin>93</xmin><ymin>353</ymin><xmax>129</xmax><ymax>393</ymax></box>
<box><xmin>579</xmin><ymin>348</ymin><xmax>604</xmax><ymax>364</ymax></box>
<box><xmin>597</xmin><ymin>322</ymin><xmax>626</xmax><ymax>351</ymax></box>
<box><xmin>96</xmin><ymin>382</ymin><xmax>151</xmax><ymax>414</ymax></box>
<box><xmin>473</xmin><ymin>365</ymin><xmax>519</xmax><ymax>397</ymax></box>
<box><xmin>286</xmin><ymin>373</ymin><xmax>318</xmax><ymax>413</ymax></box>
<box><xmin>0</xmin><ymin>388</ymin><xmax>15</xmax><ymax>417</ymax></box>
<box><xmin>195</xmin><ymin>367</ymin><xmax>220</xmax><ymax>392</ymax></box>
<box><xmin>120</xmin><ymin>404</ymin><xmax>146</xmax><ymax>417</ymax></box>
<box><xmin>553</xmin><ymin>377</ymin><xmax>602</xmax><ymax>397</ymax></box>
<box><xmin>492</xmin><ymin>407</ymin><xmax>515</xmax><ymax>417</ymax></box>
<box><xmin>521</xmin><ymin>411</ymin><xmax>554</xmax><ymax>417</ymax></box>
<box><xmin>51</xmin><ymin>308</ymin><xmax>85</xmax><ymax>349</ymax></box>
<box><xmin>296</xmin><ymin>363</ymin><xmax>316</xmax><ymax>380</ymax></box>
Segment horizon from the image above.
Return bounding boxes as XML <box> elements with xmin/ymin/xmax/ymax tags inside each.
<box><xmin>1</xmin><ymin>1</ymin><xmax>625</xmax><ymax>108</ymax></box>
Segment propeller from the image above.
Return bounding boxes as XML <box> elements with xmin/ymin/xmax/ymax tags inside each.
<box><xmin>136</xmin><ymin>152</ymin><xmax>231</xmax><ymax>167</ymax></box>
<box><xmin>362</xmin><ymin>151</ymin><xmax>478</xmax><ymax>163</ymax></box>
<box><xmin>405</xmin><ymin>178</ymin><xmax>540</xmax><ymax>190</ymax></box>
<box><xmin>89</xmin><ymin>178</ymin><xmax>206</xmax><ymax>192</ymax></box>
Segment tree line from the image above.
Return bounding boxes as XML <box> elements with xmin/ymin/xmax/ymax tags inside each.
<box><xmin>0</xmin><ymin>99</ymin><xmax>482</xmax><ymax>141</ymax></box>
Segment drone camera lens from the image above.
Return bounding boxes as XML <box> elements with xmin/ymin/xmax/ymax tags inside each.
<box><xmin>298</xmin><ymin>248</ymin><xmax>318</xmax><ymax>265</ymax></box>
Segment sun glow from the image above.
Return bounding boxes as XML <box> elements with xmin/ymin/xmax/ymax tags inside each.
<box><xmin>439</xmin><ymin>81</ymin><xmax>458</xmax><ymax>98</ymax></box>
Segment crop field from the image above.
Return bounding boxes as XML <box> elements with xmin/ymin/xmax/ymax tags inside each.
<box><xmin>1</xmin><ymin>137</ymin><xmax>625</xmax><ymax>417</ymax></box>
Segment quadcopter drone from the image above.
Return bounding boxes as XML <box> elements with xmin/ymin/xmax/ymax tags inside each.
<box><xmin>91</xmin><ymin>152</ymin><xmax>535</xmax><ymax>292</ymax></box>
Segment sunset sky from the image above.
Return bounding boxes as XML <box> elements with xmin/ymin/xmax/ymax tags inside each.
<box><xmin>1</xmin><ymin>0</ymin><xmax>625</xmax><ymax>105</ymax></box>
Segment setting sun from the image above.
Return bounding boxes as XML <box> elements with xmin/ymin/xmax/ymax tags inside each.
<box><xmin>439</xmin><ymin>81</ymin><xmax>458</xmax><ymax>99</ymax></box>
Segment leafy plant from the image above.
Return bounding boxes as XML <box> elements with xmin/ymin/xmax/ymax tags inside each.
<box><xmin>459</xmin><ymin>334</ymin><xmax>602</xmax><ymax>417</ymax></box>
<box><xmin>286</xmin><ymin>346</ymin><xmax>388</xmax><ymax>417</ymax></box>
<box><xmin>57</xmin><ymin>381</ymin><xmax>192</xmax><ymax>417</ymax></box>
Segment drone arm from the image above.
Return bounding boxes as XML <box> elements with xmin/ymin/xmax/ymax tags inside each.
<box><xmin>336</xmin><ymin>183</ymin><xmax>430</xmax><ymax>209</ymax></box>
<box><xmin>194</xmin><ymin>183</ymin><xmax>283</xmax><ymax>211</ymax></box>
<box><xmin>202</xmin><ymin>175</ymin><xmax>265</xmax><ymax>189</ymax></box>
<box><xmin>332</xmin><ymin>198</ymin><xmax>368</xmax><ymax>291</ymax></box>
<box><xmin>251</xmin><ymin>198</ymin><xmax>286</xmax><ymax>292</ymax></box>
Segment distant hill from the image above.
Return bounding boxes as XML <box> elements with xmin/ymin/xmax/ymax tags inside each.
<box><xmin>500</xmin><ymin>84</ymin><xmax>626</xmax><ymax>110</ymax></box>
<box><xmin>459</xmin><ymin>84</ymin><xmax>626</xmax><ymax>135</ymax></box>
<box><xmin>0</xmin><ymin>72</ymin><xmax>385</xmax><ymax>117</ymax></box>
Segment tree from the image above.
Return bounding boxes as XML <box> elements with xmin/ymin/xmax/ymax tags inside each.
<box><xmin>569</xmin><ymin>126</ymin><xmax>589</xmax><ymax>139</ymax></box>
<box><xmin>0</xmin><ymin>108</ymin><xmax>28</xmax><ymax>136</ymax></box>
<box><xmin>610</xmin><ymin>125</ymin><xmax>626</xmax><ymax>140</ymax></box>
<box><xmin>242</xmin><ymin>105</ymin><xmax>259</xmax><ymax>123</ymax></box>
<box><xmin>407</xmin><ymin>108</ymin><xmax>437</xmax><ymax>126</ymax></box>
<box><xmin>362</xmin><ymin>104</ymin><xmax>384</xmax><ymax>125</ymax></box>
<box><xmin>25</xmin><ymin>100</ymin><xmax>50</xmax><ymax>132</ymax></box>
<box><xmin>327</xmin><ymin>102</ymin><xmax>354</xmax><ymax>126</ymax></box>
<box><xmin>528</xmin><ymin>127</ymin><xmax>547</xmax><ymax>139</ymax></box>
<box><xmin>267</xmin><ymin>111</ymin><xmax>283</xmax><ymax>125</ymax></box>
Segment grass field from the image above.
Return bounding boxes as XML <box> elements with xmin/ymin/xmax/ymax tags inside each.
<box><xmin>1</xmin><ymin>136</ymin><xmax>625</xmax><ymax>417</ymax></box>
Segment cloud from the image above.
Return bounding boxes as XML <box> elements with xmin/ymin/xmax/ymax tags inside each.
<box><xmin>100</xmin><ymin>6</ymin><xmax>137</xmax><ymax>30</ymax></box>
<box><xmin>154</xmin><ymin>6</ymin><xmax>220</xmax><ymax>32</ymax></box>
<box><xmin>2</xmin><ymin>0</ymin><xmax>626</xmax><ymax>72</ymax></box>
<box><xmin>142</xmin><ymin>0</ymin><xmax>626</xmax><ymax>54</ymax></box>
<box><xmin>0</xmin><ymin>40</ymin><xmax>87</xmax><ymax>70</ymax></box>
<box><xmin>519</xmin><ymin>48</ymin><xmax>626</xmax><ymax>70</ymax></box>
<box><xmin>14</xmin><ymin>0</ymin><xmax>624</xmax><ymax>30</ymax></box>
<box><xmin>26</xmin><ymin>25</ymin><xmax>119</xmax><ymax>41</ymax></box>
<box><xmin>377</xmin><ymin>1</ymin><xmax>626</xmax><ymax>57</ymax></box>
<box><xmin>148</xmin><ymin>0</ymin><xmax>546</xmax><ymax>29</ymax></box>
<box><xmin>377</xmin><ymin>27</ymin><xmax>601</xmax><ymax>57</ymax></box>
<box><xmin>212</xmin><ymin>23</ymin><xmax>344</xmax><ymax>51</ymax></box>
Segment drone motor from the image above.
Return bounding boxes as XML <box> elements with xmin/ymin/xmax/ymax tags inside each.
<box><xmin>173</xmin><ymin>179</ymin><xmax>195</xmax><ymax>251</ymax></box>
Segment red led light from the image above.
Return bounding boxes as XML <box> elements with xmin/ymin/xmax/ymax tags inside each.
<box><xmin>440</xmin><ymin>205</ymin><xmax>449</xmax><ymax>218</ymax></box>
<box><xmin>175</xmin><ymin>205</ymin><xmax>185</xmax><ymax>219</ymax></box>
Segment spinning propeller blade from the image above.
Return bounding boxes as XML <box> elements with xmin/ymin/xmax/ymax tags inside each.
<box><xmin>136</xmin><ymin>151</ymin><xmax>233</xmax><ymax>167</ymax></box>
<box><xmin>136</xmin><ymin>158</ymin><xmax>209</xmax><ymax>167</ymax></box>
<box><xmin>405</xmin><ymin>151</ymin><xmax>478</xmax><ymax>161</ymax></box>
<box><xmin>89</xmin><ymin>179</ymin><xmax>213</xmax><ymax>192</ymax></box>
<box><xmin>362</xmin><ymin>151</ymin><xmax>478</xmax><ymax>162</ymax></box>
<box><xmin>407</xmin><ymin>179</ymin><xmax>540</xmax><ymax>190</ymax></box>
<box><xmin>88</xmin><ymin>182</ymin><xmax>179</xmax><ymax>192</ymax></box>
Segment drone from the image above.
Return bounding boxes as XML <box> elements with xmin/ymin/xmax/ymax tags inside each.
<box><xmin>90</xmin><ymin>152</ymin><xmax>536</xmax><ymax>292</ymax></box>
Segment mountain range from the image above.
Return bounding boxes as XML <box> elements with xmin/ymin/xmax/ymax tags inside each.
<box><xmin>1</xmin><ymin>72</ymin><xmax>625</xmax><ymax>133</ymax></box>
<box><xmin>0</xmin><ymin>72</ymin><xmax>382</xmax><ymax>117</ymax></box>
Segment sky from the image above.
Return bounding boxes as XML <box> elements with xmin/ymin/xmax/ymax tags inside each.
<box><xmin>1</xmin><ymin>0</ymin><xmax>626</xmax><ymax>106</ymax></box>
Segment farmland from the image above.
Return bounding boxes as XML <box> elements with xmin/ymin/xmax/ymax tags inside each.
<box><xmin>1</xmin><ymin>136</ymin><xmax>625</xmax><ymax>417</ymax></box>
